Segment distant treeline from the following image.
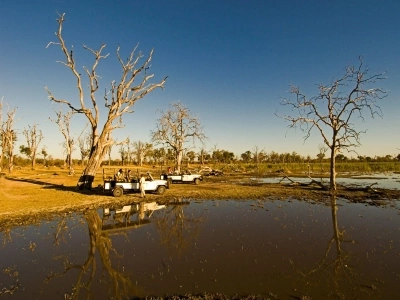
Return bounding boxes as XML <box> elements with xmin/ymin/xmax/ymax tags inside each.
<box><xmin>3</xmin><ymin>154</ymin><xmax>400</xmax><ymax>174</ymax></box>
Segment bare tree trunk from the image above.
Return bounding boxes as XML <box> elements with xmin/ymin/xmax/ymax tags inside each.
<box><xmin>329</xmin><ymin>145</ymin><xmax>337</xmax><ymax>191</ymax></box>
<box><xmin>176</xmin><ymin>149</ymin><xmax>183</xmax><ymax>173</ymax></box>
<box><xmin>46</xmin><ymin>13</ymin><xmax>166</xmax><ymax>189</ymax></box>
<box><xmin>78</xmin><ymin>132</ymin><xmax>110</xmax><ymax>189</ymax></box>
<box><xmin>8</xmin><ymin>154</ymin><xmax>13</xmax><ymax>173</ymax></box>
<box><xmin>23</xmin><ymin>124</ymin><xmax>44</xmax><ymax>171</ymax></box>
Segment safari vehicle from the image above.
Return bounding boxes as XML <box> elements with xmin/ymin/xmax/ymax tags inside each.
<box><xmin>161</xmin><ymin>170</ymin><xmax>203</xmax><ymax>185</ymax></box>
<box><xmin>103</xmin><ymin>169</ymin><xmax>169</xmax><ymax>197</ymax></box>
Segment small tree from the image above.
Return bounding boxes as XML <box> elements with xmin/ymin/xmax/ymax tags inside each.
<box><xmin>151</xmin><ymin>147</ymin><xmax>165</xmax><ymax>166</ymax></box>
<box><xmin>78</xmin><ymin>132</ymin><xmax>91</xmax><ymax>166</ymax></box>
<box><xmin>278</xmin><ymin>57</ymin><xmax>386</xmax><ymax>191</ymax></box>
<box><xmin>118</xmin><ymin>144</ymin><xmax>128</xmax><ymax>166</ymax></box>
<box><xmin>45</xmin><ymin>13</ymin><xmax>167</xmax><ymax>188</ymax></box>
<box><xmin>241</xmin><ymin>150</ymin><xmax>252</xmax><ymax>163</ymax></box>
<box><xmin>1</xmin><ymin>103</ymin><xmax>17</xmax><ymax>173</ymax></box>
<box><xmin>41</xmin><ymin>147</ymin><xmax>48</xmax><ymax>166</ymax></box>
<box><xmin>22</xmin><ymin>124</ymin><xmax>44</xmax><ymax>170</ymax></box>
<box><xmin>151</xmin><ymin>102</ymin><xmax>206</xmax><ymax>173</ymax></box>
<box><xmin>186</xmin><ymin>150</ymin><xmax>196</xmax><ymax>165</ymax></box>
<box><xmin>317</xmin><ymin>144</ymin><xmax>328</xmax><ymax>172</ymax></box>
<box><xmin>50</xmin><ymin>109</ymin><xmax>75</xmax><ymax>175</ymax></box>
<box><xmin>19</xmin><ymin>145</ymin><xmax>31</xmax><ymax>159</ymax></box>
<box><xmin>197</xmin><ymin>148</ymin><xmax>208</xmax><ymax>165</ymax></box>
<box><xmin>132</xmin><ymin>141</ymin><xmax>152</xmax><ymax>167</ymax></box>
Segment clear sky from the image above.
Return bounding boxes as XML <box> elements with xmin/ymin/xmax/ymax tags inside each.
<box><xmin>1</xmin><ymin>0</ymin><xmax>399</xmax><ymax>160</ymax></box>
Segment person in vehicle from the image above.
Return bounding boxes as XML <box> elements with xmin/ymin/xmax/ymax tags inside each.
<box><xmin>126</xmin><ymin>170</ymin><xmax>132</xmax><ymax>182</ymax></box>
<box><xmin>116</xmin><ymin>169</ymin><xmax>124</xmax><ymax>181</ymax></box>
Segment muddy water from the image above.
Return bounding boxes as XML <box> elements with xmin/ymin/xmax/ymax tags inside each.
<box><xmin>1</xmin><ymin>198</ymin><xmax>399</xmax><ymax>299</ymax></box>
<box><xmin>256</xmin><ymin>172</ymin><xmax>400</xmax><ymax>189</ymax></box>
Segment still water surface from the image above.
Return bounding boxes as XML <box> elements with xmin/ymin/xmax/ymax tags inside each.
<box><xmin>1</xmin><ymin>198</ymin><xmax>399</xmax><ymax>299</ymax></box>
<box><xmin>257</xmin><ymin>172</ymin><xmax>400</xmax><ymax>189</ymax></box>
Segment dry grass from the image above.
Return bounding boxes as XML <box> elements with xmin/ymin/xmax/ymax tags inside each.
<box><xmin>1</xmin><ymin>166</ymin><xmax>399</xmax><ymax>226</ymax></box>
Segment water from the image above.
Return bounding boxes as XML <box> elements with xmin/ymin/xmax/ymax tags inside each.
<box><xmin>1</xmin><ymin>198</ymin><xmax>399</xmax><ymax>299</ymax></box>
<box><xmin>256</xmin><ymin>172</ymin><xmax>400</xmax><ymax>189</ymax></box>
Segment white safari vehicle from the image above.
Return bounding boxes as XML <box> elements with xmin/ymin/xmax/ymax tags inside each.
<box><xmin>104</xmin><ymin>171</ymin><xmax>169</xmax><ymax>197</ymax></box>
<box><xmin>161</xmin><ymin>170</ymin><xmax>203</xmax><ymax>185</ymax></box>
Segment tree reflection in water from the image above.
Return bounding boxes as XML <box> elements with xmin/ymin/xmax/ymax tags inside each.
<box><xmin>154</xmin><ymin>199</ymin><xmax>205</xmax><ymax>255</ymax></box>
<box><xmin>45</xmin><ymin>204</ymin><xmax>153</xmax><ymax>300</ymax></box>
<box><xmin>298</xmin><ymin>195</ymin><xmax>375</xmax><ymax>298</ymax></box>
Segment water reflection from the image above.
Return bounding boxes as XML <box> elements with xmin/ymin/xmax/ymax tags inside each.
<box><xmin>0</xmin><ymin>198</ymin><xmax>399</xmax><ymax>299</ymax></box>
<box><xmin>45</xmin><ymin>202</ymin><xmax>167</xmax><ymax>299</ymax></box>
<box><xmin>297</xmin><ymin>196</ymin><xmax>359</xmax><ymax>298</ymax></box>
<box><xmin>46</xmin><ymin>208</ymin><xmax>141</xmax><ymax>299</ymax></box>
<box><xmin>154</xmin><ymin>199</ymin><xmax>205</xmax><ymax>255</ymax></box>
<box><xmin>255</xmin><ymin>172</ymin><xmax>400</xmax><ymax>189</ymax></box>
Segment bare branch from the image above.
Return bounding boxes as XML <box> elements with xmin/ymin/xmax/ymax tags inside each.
<box><xmin>277</xmin><ymin>58</ymin><xmax>387</xmax><ymax>191</ymax></box>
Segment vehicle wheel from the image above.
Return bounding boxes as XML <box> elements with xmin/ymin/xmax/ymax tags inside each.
<box><xmin>157</xmin><ymin>185</ymin><xmax>166</xmax><ymax>195</ymax></box>
<box><xmin>113</xmin><ymin>187</ymin><xmax>123</xmax><ymax>197</ymax></box>
<box><xmin>194</xmin><ymin>178</ymin><xmax>200</xmax><ymax>185</ymax></box>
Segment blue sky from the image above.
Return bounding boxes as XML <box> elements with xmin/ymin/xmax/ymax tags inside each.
<box><xmin>0</xmin><ymin>0</ymin><xmax>399</xmax><ymax>160</ymax></box>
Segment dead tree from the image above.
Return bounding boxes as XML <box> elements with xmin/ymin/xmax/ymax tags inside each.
<box><xmin>50</xmin><ymin>109</ymin><xmax>75</xmax><ymax>175</ymax></box>
<box><xmin>133</xmin><ymin>141</ymin><xmax>152</xmax><ymax>167</ymax></box>
<box><xmin>22</xmin><ymin>124</ymin><xmax>44</xmax><ymax>170</ymax></box>
<box><xmin>0</xmin><ymin>99</ymin><xmax>3</xmax><ymax>171</ymax></box>
<box><xmin>118</xmin><ymin>144</ymin><xmax>128</xmax><ymax>166</ymax></box>
<box><xmin>77</xmin><ymin>132</ymin><xmax>91</xmax><ymax>166</ymax></box>
<box><xmin>1</xmin><ymin>102</ymin><xmax>17</xmax><ymax>173</ymax></box>
<box><xmin>151</xmin><ymin>102</ymin><xmax>206</xmax><ymax>173</ymax></box>
<box><xmin>198</xmin><ymin>147</ymin><xmax>208</xmax><ymax>166</ymax></box>
<box><xmin>317</xmin><ymin>144</ymin><xmax>328</xmax><ymax>173</ymax></box>
<box><xmin>45</xmin><ymin>13</ymin><xmax>167</xmax><ymax>188</ymax></box>
<box><xmin>106</xmin><ymin>140</ymin><xmax>113</xmax><ymax>166</ymax></box>
<box><xmin>278</xmin><ymin>57</ymin><xmax>386</xmax><ymax>191</ymax></box>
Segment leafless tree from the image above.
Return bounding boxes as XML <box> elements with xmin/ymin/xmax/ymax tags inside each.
<box><xmin>132</xmin><ymin>141</ymin><xmax>152</xmax><ymax>167</ymax></box>
<box><xmin>50</xmin><ymin>109</ymin><xmax>75</xmax><ymax>175</ymax></box>
<box><xmin>45</xmin><ymin>13</ymin><xmax>167</xmax><ymax>188</ymax></box>
<box><xmin>252</xmin><ymin>146</ymin><xmax>265</xmax><ymax>173</ymax></box>
<box><xmin>22</xmin><ymin>124</ymin><xmax>44</xmax><ymax>170</ymax></box>
<box><xmin>118</xmin><ymin>144</ymin><xmax>128</xmax><ymax>166</ymax></box>
<box><xmin>197</xmin><ymin>147</ymin><xmax>208</xmax><ymax>165</ymax></box>
<box><xmin>278</xmin><ymin>57</ymin><xmax>386</xmax><ymax>191</ymax></box>
<box><xmin>151</xmin><ymin>102</ymin><xmax>206</xmax><ymax>173</ymax></box>
<box><xmin>106</xmin><ymin>140</ymin><xmax>113</xmax><ymax>166</ymax></box>
<box><xmin>0</xmin><ymin>99</ymin><xmax>4</xmax><ymax>171</ymax></box>
<box><xmin>0</xmin><ymin>101</ymin><xmax>18</xmax><ymax>173</ymax></box>
<box><xmin>77</xmin><ymin>132</ymin><xmax>91</xmax><ymax>166</ymax></box>
<box><xmin>317</xmin><ymin>144</ymin><xmax>328</xmax><ymax>172</ymax></box>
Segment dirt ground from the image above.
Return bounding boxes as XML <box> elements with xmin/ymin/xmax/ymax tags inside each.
<box><xmin>1</xmin><ymin>168</ymin><xmax>399</xmax><ymax>228</ymax></box>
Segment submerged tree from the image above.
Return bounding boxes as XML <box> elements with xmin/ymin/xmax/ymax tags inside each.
<box><xmin>151</xmin><ymin>102</ymin><xmax>206</xmax><ymax>173</ymax></box>
<box><xmin>46</xmin><ymin>13</ymin><xmax>167</xmax><ymax>188</ymax></box>
<box><xmin>278</xmin><ymin>57</ymin><xmax>386</xmax><ymax>191</ymax></box>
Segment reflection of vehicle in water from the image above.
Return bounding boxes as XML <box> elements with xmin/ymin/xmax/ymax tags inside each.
<box><xmin>101</xmin><ymin>202</ymin><xmax>166</xmax><ymax>231</ymax></box>
<box><xmin>103</xmin><ymin>169</ymin><xmax>169</xmax><ymax>197</ymax></box>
